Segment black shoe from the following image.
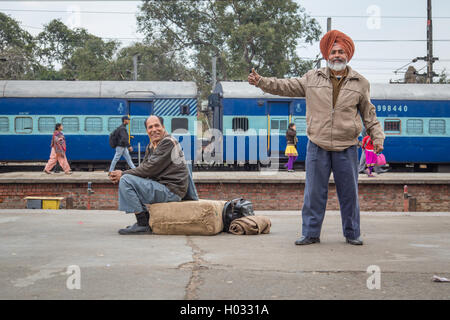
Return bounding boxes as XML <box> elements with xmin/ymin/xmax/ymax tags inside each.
<box><xmin>346</xmin><ymin>237</ymin><xmax>363</xmax><ymax>245</ymax></box>
<box><xmin>118</xmin><ymin>223</ymin><xmax>152</xmax><ymax>235</ymax></box>
<box><xmin>295</xmin><ymin>236</ymin><xmax>320</xmax><ymax>245</ymax></box>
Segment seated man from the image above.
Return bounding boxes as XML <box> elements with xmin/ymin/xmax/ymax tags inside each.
<box><xmin>109</xmin><ymin>115</ymin><xmax>189</xmax><ymax>235</ymax></box>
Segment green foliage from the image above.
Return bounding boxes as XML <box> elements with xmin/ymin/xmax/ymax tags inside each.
<box><xmin>61</xmin><ymin>37</ymin><xmax>119</xmax><ymax>80</ymax></box>
<box><xmin>110</xmin><ymin>42</ymin><xmax>193</xmax><ymax>81</ymax></box>
<box><xmin>0</xmin><ymin>12</ymin><xmax>37</xmax><ymax>79</ymax></box>
<box><xmin>438</xmin><ymin>69</ymin><xmax>450</xmax><ymax>84</ymax></box>
<box><xmin>137</xmin><ymin>0</ymin><xmax>321</xmax><ymax>91</ymax></box>
<box><xmin>0</xmin><ymin>12</ymin><xmax>34</xmax><ymax>52</ymax></box>
<box><xmin>1</xmin><ymin>1</ymin><xmax>321</xmax><ymax>91</ymax></box>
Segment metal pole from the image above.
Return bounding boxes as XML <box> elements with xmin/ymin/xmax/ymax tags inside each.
<box><xmin>427</xmin><ymin>0</ymin><xmax>433</xmax><ymax>83</ymax></box>
<box><xmin>317</xmin><ymin>18</ymin><xmax>332</xmax><ymax>69</ymax></box>
<box><xmin>212</xmin><ymin>55</ymin><xmax>217</xmax><ymax>90</ymax></box>
<box><xmin>138</xmin><ymin>142</ymin><xmax>141</xmax><ymax>165</ymax></box>
<box><xmin>133</xmin><ymin>54</ymin><xmax>139</xmax><ymax>81</ymax></box>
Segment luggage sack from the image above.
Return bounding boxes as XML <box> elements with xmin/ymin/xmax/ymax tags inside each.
<box><xmin>222</xmin><ymin>198</ymin><xmax>255</xmax><ymax>232</ymax></box>
<box><xmin>147</xmin><ymin>199</ymin><xmax>226</xmax><ymax>236</ymax></box>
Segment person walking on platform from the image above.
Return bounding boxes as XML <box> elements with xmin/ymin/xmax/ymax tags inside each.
<box><xmin>284</xmin><ymin>123</ymin><xmax>298</xmax><ymax>172</ymax></box>
<box><xmin>44</xmin><ymin>123</ymin><xmax>72</xmax><ymax>175</ymax></box>
<box><xmin>248</xmin><ymin>29</ymin><xmax>385</xmax><ymax>246</ymax></box>
<box><xmin>109</xmin><ymin>116</ymin><xmax>189</xmax><ymax>235</ymax></box>
<box><xmin>109</xmin><ymin>115</ymin><xmax>136</xmax><ymax>172</ymax></box>
<box><xmin>362</xmin><ymin>134</ymin><xmax>376</xmax><ymax>177</ymax></box>
<box><xmin>358</xmin><ymin>127</ymin><xmax>389</xmax><ymax>175</ymax></box>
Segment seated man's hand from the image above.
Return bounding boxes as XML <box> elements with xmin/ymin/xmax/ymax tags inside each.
<box><xmin>109</xmin><ymin>170</ymin><xmax>123</xmax><ymax>184</ymax></box>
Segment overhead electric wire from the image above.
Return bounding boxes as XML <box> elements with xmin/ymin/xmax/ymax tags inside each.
<box><xmin>2</xmin><ymin>8</ymin><xmax>450</xmax><ymax>19</ymax></box>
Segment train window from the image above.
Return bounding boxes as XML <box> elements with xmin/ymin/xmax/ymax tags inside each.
<box><xmin>0</xmin><ymin>117</ymin><xmax>8</xmax><ymax>132</ymax></box>
<box><xmin>180</xmin><ymin>105</ymin><xmax>190</xmax><ymax>115</ymax></box>
<box><xmin>38</xmin><ymin>117</ymin><xmax>56</xmax><ymax>133</ymax></box>
<box><xmin>15</xmin><ymin>117</ymin><xmax>33</xmax><ymax>134</ymax></box>
<box><xmin>108</xmin><ymin>117</ymin><xmax>122</xmax><ymax>132</ymax></box>
<box><xmin>271</xmin><ymin>119</ymin><xmax>287</xmax><ymax>131</ymax></box>
<box><xmin>232</xmin><ymin>117</ymin><xmax>249</xmax><ymax>132</ymax></box>
<box><xmin>384</xmin><ymin>119</ymin><xmax>400</xmax><ymax>134</ymax></box>
<box><xmin>407</xmin><ymin>119</ymin><xmax>423</xmax><ymax>134</ymax></box>
<box><xmin>429</xmin><ymin>119</ymin><xmax>446</xmax><ymax>135</ymax></box>
<box><xmin>172</xmin><ymin>118</ymin><xmax>189</xmax><ymax>132</ymax></box>
<box><xmin>62</xmin><ymin>117</ymin><xmax>79</xmax><ymax>133</ymax></box>
<box><xmin>85</xmin><ymin>117</ymin><xmax>102</xmax><ymax>132</ymax></box>
<box><xmin>131</xmin><ymin>118</ymin><xmax>147</xmax><ymax>134</ymax></box>
<box><xmin>294</xmin><ymin>118</ymin><xmax>306</xmax><ymax>134</ymax></box>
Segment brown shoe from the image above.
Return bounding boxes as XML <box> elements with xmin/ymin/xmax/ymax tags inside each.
<box><xmin>65</xmin><ymin>171</ymin><xmax>73</xmax><ymax>175</ymax></box>
<box><xmin>43</xmin><ymin>170</ymin><xmax>52</xmax><ymax>174</ymax></box>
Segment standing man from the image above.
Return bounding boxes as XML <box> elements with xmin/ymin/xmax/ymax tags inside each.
<box><xmin>109</xmin><ymin>115</ymin><xmax>189</xmax><ymax>235</ymax></box>
<box><xmin>109</xmin><ymin>115</ymin><xmax>136</xmax><ymax>172</ymax></box>
<box><xmin>248</xmin><ymin>30</ymin><xmax>385</xmax><ymax>245</ymax></box>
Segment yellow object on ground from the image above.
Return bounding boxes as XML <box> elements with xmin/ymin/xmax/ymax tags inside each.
<box><xmin>24</xmin><ymin>196</ymin><xmax>64</xmax><ymax>210</ymax></box>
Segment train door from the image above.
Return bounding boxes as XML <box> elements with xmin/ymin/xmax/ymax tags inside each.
<box><xmin>268</xmin><ymin>101</ymin><xmax>290</xmax><ymax>157</ymax></box>
<box><xmin>128</xmin><ymin>101</ymin><xmax>153</xmax><ymax>160</ymax></box>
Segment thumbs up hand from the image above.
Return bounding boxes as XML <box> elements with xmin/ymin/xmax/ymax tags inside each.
<box><xmin>248</xmin><ymin>68</ymin><xmax>261</xmax><ymax>86</ymax></box>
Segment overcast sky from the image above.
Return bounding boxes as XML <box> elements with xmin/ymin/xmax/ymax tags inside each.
<box><xmin>1</xmin><ymin>0</ymin><xmax>450</xmax><ymax>83</ymax></box>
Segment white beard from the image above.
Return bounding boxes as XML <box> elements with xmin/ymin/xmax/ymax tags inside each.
<box><xmin>327</xmin><ymin>59</ymin><xmax>347</xmax><ymax>72</ymax></box>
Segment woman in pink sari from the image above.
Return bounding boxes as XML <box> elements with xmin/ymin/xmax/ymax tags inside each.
<box><xmin>44</xmin><ymin>123</ymin><xmax>72</xmax><ymax>174</ymax></box>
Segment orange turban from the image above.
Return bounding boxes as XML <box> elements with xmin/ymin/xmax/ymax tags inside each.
<box><xmin>320</xmin><ymin>30</ymin><xmax>355</xmax><ymax>61</ymax></box>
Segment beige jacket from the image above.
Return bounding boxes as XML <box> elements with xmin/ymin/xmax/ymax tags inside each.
<box><xmin>257</xmin><ymin>66</ymin><xmax>385</xmax><ymax>151</ymax></box>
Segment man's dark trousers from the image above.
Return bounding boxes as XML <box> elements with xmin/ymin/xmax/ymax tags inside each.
<box><xmin>301</xmin><ymin>140</ymin><xmax>360</xmax><ymax>239</ymax></box>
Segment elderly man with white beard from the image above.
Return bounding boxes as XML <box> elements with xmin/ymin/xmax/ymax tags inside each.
<box><xmin>248</xmin><ymin>30</ymin><xmax>385</xmax><ymax>246</ymax></box>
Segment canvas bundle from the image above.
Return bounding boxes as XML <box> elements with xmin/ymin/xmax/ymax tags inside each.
<box><xmin>147</xmin><ymin>199</ymin><xmax>226</xmax><ymax>236</ymax></box>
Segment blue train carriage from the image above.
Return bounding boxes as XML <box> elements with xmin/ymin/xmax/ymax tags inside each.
<box><xmin>208</xmin><ymin>81</ymin><xmax>307</xmax><ymax>168</ymax></box>
<box><xmin>0</xmin><ymin>80</ymin><xmax>198</xmax><ymax>170</ymax></box>
<box><xmin>370</xmin><ymin>83</ymin><xmax>450</xmax><ymax>172</ymax></box>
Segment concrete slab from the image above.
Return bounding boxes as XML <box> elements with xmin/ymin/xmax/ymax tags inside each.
<box><xmin>0</xmin><ymin>210</ymin><xmax>449</xmax><ymax>300</ymax></box>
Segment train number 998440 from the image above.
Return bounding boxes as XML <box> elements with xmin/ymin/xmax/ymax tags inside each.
<box><xmin>377</xmin><ymin>105</ymin><xmax>408</xmax><ymax>112</ymax></box>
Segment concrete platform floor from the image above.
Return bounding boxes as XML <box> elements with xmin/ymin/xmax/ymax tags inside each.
<box><xmin>0</xmin><ymin>210</ymin><xmax>449</xmax><ymax>300</ymax></box>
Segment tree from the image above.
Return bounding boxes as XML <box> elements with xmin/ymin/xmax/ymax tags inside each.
<box><xmin>62</xmin><ymin>37</ymin><xmax>119</xmax><ymax>80</ymax></box>
<box><xmin>438</xmin><ymin>69</ymin><xmax>450</xmax><ymax>84</ymax></box>
<box><xmin>35</xmin><ymin>19</ymin><xmax>91</xmax><ymax>68</ymax></box>
<box><xmin>109</xmin><ymin>41</ymin><xmax>193</xmax><ymax>81</ymax></box>
<box><xmin>34</xmin><ymin>19</ymin><xmax>120</xmax><ymax>80</ymax></box>
<box><xmin>0</xmin><ymin>12</ymin><xmax>38</xmax><ymax>79</ymax></box>
<box><xmin>137</xmin><ymin>0</ymin><xmax>321</xmax><ymax>92</ymax></box>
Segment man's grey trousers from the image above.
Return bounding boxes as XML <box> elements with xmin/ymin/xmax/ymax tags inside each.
<box><xmin>302</xmin><ymin>140</ymin><xmax>360</xmax><ymax>240</ymax></box>
<box><xmin>118</xmin><ymin>174</ymin><xmax>181</xmax><ymax>214</ymax></box>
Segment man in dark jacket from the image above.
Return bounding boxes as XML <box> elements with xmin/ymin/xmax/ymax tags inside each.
<box><xmin>108</xmin><ymin>115</ymin><xmax>136</xmax><ymax>172</ymax></box>
<box><xmin>109</xmin><ymin>115</ymin><xmax>189</xmax><ymax>235</ymax></box>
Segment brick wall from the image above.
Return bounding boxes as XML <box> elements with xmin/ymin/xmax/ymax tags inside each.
<box><xmin>0</xmin><ymin>182</ymin><xmax>448</xmax><ymax>211</ymax></box>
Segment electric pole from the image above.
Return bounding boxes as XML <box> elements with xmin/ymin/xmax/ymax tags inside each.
<box><xmin>410</xmin><ymin>0</ymin><xmax>438</xmax><ymax>83</ymax></box>
<box><xmin>212</xmin><ymin>55</ymin><xmax>217</xmax><ymax>90</ymax></box>
<box><xmin>426</xmin><ymin>0</ymin><xmax>436</xmax><ymax>83</ymax></box>
<box><xmin>132</xmin><ymin>54</ymin><xmax>139</xmax><ymax>81</ymax></box>
<box><xmin>316</xmin><ymin>17</ymin><xmax>332</xmax><ymax>68</ymax></box>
